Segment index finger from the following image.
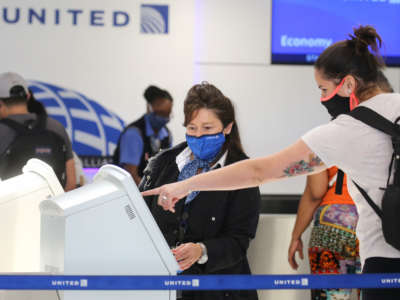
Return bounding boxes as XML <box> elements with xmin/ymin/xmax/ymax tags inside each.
<box><xmin>141</xmin><ymin>187</ymin><xmax>162</xmax><ymax>196</ymax></box>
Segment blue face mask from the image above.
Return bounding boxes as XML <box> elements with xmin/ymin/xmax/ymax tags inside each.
<box><xmin>186</xmin><ymin>132</ymin><xmax>226</xmax><ymax>161</ymax></box>
<box><xmin>148</xmin><ymin>112</ymin><xmax>169</xmax><ymax>131</ymax></box>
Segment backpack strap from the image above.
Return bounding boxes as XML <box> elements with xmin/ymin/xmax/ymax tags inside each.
<box><xmin>0</xmin><ymin>118</ymin><xmax>31</xmax><ymax>135</ymax></box>
<box><xmin>0</xmin><ymin>114</ymin><xmax>52</xmax><ymax>161</ymax></box>
<box><xmin>352</xmin><ymin>180</ymin><xmax>383</xmax><ymax>220</ymax></box>
<box><xmin>349</xmin><ymin>107</ymin><xmax>400</xmax><ymax>185</ymax></box>
<box><xmin>0</xmin><ymin>119</ymin><xmax>30</xmax><ymax>177</ymax></box>
<box><xmin>348</xmin><ymin>106</ymin><xmax>400</xmax><ymax>137</ymax></box>
<box><xmin>0</xmin><ymin>114</ymin><xmax>47</xmax><ymax>135</ymax></box>
<box><xmin>335</xmin><ymin>169</ymin><xmax>345</xmax><ymax>195</ymax></box>
<box><xmin>348</xmin><ymin>106</ymin><xmax>400</xmax><ymax>220</ymax></box>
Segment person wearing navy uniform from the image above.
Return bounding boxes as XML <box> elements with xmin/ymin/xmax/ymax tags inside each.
<box><xmin>140</xmin><ymin>83</ymin><xmax>260</xmax><ymax>300</ymax></box>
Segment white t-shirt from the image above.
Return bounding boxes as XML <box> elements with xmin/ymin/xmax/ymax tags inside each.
<box><xmin>302</xmin><ymin>92</ymin><xmax>400</xmax><ymax>266</ymax></box>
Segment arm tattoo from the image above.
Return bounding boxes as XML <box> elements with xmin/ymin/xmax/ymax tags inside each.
<box><xmin>282</xmin><ymin>154</ymin><xmax>323</xmax><ymax>177</ymax></box>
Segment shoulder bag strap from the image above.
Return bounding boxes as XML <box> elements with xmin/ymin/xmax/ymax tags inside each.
<box><xmin>348</xmin><ymin>106</ymin><xmax>400</xmax><ymax>136</ymax></box>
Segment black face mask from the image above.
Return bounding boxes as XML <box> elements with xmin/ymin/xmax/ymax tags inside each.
<box><xmin>321</xmin><ymin>94</ymin><xmax>350</xmax><ymax>119</ymax></box>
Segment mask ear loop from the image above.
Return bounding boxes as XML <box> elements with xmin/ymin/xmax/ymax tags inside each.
<box><xmin>342</xmin><ymin>76</ymin><xmax>359</xmax><ymax>110</ymax></box>
<box><xmin>320</xmin><ymin>78</ymin><xmax>346</xmax><ymax>102</ymax></box>
<box><xmin>349</xmin><ymin>92</ymin><xmax>359</xmax><ymax>111</ymax></box>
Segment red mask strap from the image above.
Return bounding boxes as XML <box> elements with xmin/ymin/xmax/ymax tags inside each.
<box><xmin>320</xmin><ymin>78</ymin><xmax>345</xmax><ymax>102</ymax></box>
<box><xmin>350</xmin><ymin>92</ymin><xmax>359</xmax><ymax>111</ymax></box>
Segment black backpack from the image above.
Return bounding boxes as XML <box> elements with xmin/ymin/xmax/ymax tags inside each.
<box><xmin>348</xmin><ymin>106</ymin><xmax>400</xmax><ymax>250</ymax></box>
<box><xmin>0</xmin><ymin>115</ymin><xmax>67</xmax><ymax>186</ymax></box>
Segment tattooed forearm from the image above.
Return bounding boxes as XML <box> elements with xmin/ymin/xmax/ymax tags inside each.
<box><xmin>282</xmin><ymin>154</ymin><xmax>323</xmax><ymax>177</ymax></box>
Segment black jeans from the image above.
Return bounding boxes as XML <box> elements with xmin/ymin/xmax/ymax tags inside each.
<box><xmin>362</xmin><ymin>257</ymin><xmax>400</xmax><ymax>300</ymax></box>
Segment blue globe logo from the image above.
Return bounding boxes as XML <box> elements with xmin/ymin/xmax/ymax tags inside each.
<box><xmin>140</xmin><ymin>4</ymin><xmax>169</xmax><ymax>34</ymax></box>
<box><xmin>28</xmin><ymin>80</ymin><xmax>125</xmax><ymax>156</ymax></box>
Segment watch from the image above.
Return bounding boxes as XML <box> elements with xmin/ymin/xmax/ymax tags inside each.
<box><xmin>197</xmin><ymin>242</ymin><xmax>208</xmax><ymax>264</ymax></box>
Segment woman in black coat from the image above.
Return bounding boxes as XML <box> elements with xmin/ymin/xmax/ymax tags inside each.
<box><xmin>140</xmin><ymin>82</ymin><xmax>261</xmax><ymax>300</ymax></box>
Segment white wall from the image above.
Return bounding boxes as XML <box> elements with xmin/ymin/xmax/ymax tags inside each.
<box><xmin>194</xmin><ymin>0</ymin><xmax>400</xmax><ymax>194</ymax></box>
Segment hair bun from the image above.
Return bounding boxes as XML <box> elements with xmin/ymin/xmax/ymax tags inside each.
<box><xmin>349</xmin><ymin>25</ymin><xmax>382</xmax><ymax>54</ymax></box>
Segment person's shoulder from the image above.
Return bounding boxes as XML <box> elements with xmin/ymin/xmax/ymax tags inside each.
<box><xmin>123</xmin><ymin>126</ymin><xmax>142</xmax><ymax>139</ymax></box>
<box><xmin>45</xmin><ymin>116</ymin><xmax>65</xmax><ymax>130</ymax></box>
<box><xmin>329</xmin><ymin>108</ymin><xmax>370</xmax><ymax>129</ymax></box>
<box><xmin>362</xmin><ymin>93</ymin><xmax>400</xmax><ymax>107</ymax></box>
<box><xmin>306</xmin><ymin>115</ymin><xmax>363</xmax><ymax>145</ymax></box>
<box><xmin>361</xmin><ymin>93</ymin><xmax>400</xmax><ymax>119</ymax></box>
<box><xmin>122</xmin><ymin>116</ymin><xmax>147</xmax><ymax>136</ymax></box>
<box><xmin>6</xmin><ymin>113</ymin><xmax>36</xmax><ymax>123</ymax></box>
<box><xmin>368</xmin><ymin>92</ymin><xmax>400</xmax><ymax>102</ymax></box>
<box><xmin>43</xmin><ymin>116</ymin><xmax>72</xmax><ymax>144</ymax></box>
<box><xmin>0</xmin><ymin>114</ymin><xmax>36</xmax><ymax>132</ymax></box>
<box><xmin>152</xmin><ymin>142</ymin><xmax>186</xmax><ymax>162</ymax></box>
<box><xmin>225</xmin><ymin>149</ymin><xmax>248</xmax><ymax>165</ymax></box>
<box><xmin>128</xmin><ymin>115</ymin><xmax>146</xmax><ymax>129</ymax></box>
<box><xmin>45</xmin><ymin>116</ymin><xmax>69</xmax><ymax>134</ymax></box>
<box><xmin>143</xmin><ymin>142</ymin><xmax>186</xmax><ymax>175</ymax></box>
<box><xmin>0</xmin><ymin>121</ymin><xmax>14</xmax><ymax>135</ymax></box>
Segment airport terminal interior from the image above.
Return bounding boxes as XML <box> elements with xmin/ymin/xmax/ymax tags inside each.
<box><xmin>1</xmin><ymin>0</ymin><xmax>400</xmax><ymax>299</ymax></box>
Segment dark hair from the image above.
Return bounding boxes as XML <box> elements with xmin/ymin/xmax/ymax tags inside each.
<box><xmin>377</xmin><ymin>70</ymin><xmax>394</xmax><ymax>93</ymax></box>
<box><xmin>183</xmin><ymin>82</ymin><xmax>244</xmax><ymax>156</ymax></box>
<box><xmin>315</xmin><ymin>25</ymin><xmax>385</xmax><ymax>98</ymax></box>
<box><xmin>27</xmin><ymin>89</ymin><xmax>48</xmax><ymax>116</ymax></box>
<box><xmin>143</xmin><ymin>85</ymin><xmax>173</xmax><ymax>103</ymax></box>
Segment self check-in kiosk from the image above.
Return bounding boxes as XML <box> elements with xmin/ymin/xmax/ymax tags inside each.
<box><xmin>40</xmin><ymin>165</ymin><xmax>180</xmax><ymax>300</ymax></box>
<box><xmin>0</xmin><ymin>159</ymin><xmax>64</xmax><ymax>272</ymax></box>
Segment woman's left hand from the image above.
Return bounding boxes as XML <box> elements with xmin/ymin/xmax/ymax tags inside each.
<box><xmin>172</xmin><ymin>243</ymin><xmax>203</xmax><ymax>271</ymax></box>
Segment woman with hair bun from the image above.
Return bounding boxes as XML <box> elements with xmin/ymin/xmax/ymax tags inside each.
<box><xmin>113</xmin><ymin>85</ymin><xmax>173</xmax><ymax>185</ymax></box>
<box><xmin>288</xmin><ymin>68</ymin><xmax>394</xmax><ymax>300</ymax></box>
<box><xmin>144</xmin><ymin>26</ymin><xmax>400</xmax><ymax>300</ymax></box>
